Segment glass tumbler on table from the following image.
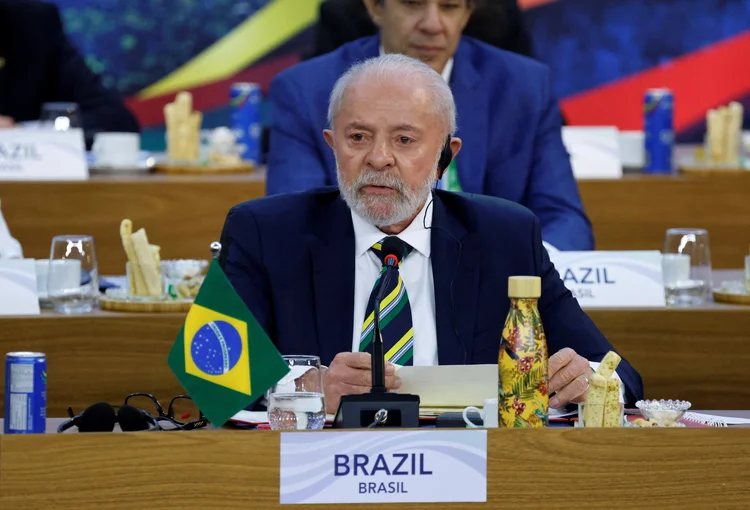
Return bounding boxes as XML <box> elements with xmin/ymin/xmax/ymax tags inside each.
<box><xmin>47</xmin><ymin>235</ymin><xmax>98</xmax><ymax>313</ymax></box>
<box><xmin>268</xmin><ymin>355</ymin><xmax>326</xmax><ymax>431</ymax></box>
<box><xmin>662</xmin><ymin>228</ymin><xmax>712</xmax><ymax>306</ymax></box>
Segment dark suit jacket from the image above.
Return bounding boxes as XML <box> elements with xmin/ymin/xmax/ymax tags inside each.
<box><xmin>306</xmin><ymin>0</ymin><xmax>534</xmax><ymax>59</ymax></box>
<box><xmin>219</xmin><ymin>188</ymin><xmax>643</xmax><ymax>405</ymax></box>
<box><xmin>267</xmin><ymin>35</ymin><xmax>592</xmax><ymax>250</ymax></box>
<box><xmin>0</xmin><ymin>0</ymin><xmax>139</xmax><ymax>147</ymax></box>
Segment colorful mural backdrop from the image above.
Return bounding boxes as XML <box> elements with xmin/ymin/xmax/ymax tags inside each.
<box><xmin>52</xmin><ymin>0</ymin><xmax>750</xmax><ymax>149</ymax></box>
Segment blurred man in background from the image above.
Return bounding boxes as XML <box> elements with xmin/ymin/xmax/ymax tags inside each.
<box><xmin>307</xmin><ymin>0</ymin><xmax>534</xmax><ymax>59</ymax></box>
<box><xmin>267</xmin><ymin>0</ymin><xmax>593</xmax><ymax>251</ymax></box>
<box><xmin>0</xmin><ymin>0</ymin><xmax>139</xmax><ymax>148</ymax></box>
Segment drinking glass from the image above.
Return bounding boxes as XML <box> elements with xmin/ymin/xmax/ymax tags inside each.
<box><xmin>48</xmin><ymin>235</ymin><xmax>98</xmax><ymax>313</ymax></box>
<box><xmin>268</xmin><ymin>355</ymin><xmax>326</xmax><ymax>431</ymax></box>
<box><xmin>663</xmin><ymin>228</ymin><xmax>712</xmax><ymax>306</ymax></box>
<box><xmin>39</xmin><ymin>102</ymin><xmax>82</xmax><ymax>131</ymax></box>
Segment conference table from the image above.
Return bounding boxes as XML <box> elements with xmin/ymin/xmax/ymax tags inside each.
<box><xmin>3</xmin><ymin>170</ymin><xmax>750</xmax><ymax>273</ymax></box>
<box><xmin>1</xmin><ymin>300</ymin><xmax>749</xmax><ymax>416</ymax></box>
<box><xmin>1</xmin><ymin>415</ymin><xmax>749</xmax><ymax>508</ymax></box>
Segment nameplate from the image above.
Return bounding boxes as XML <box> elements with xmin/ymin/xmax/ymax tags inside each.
<box><xmin>279</xmin><ymin>430</ymin><xmax>487</xmax><ymax>504</ymax></box>
<box><xmin>0</xmin><ymin>128</ymin><xmax>88</xmax><ymax>181</ymax></box>
<box><xmin>0</xmin><ymin>260</ymin><xmax>40</xmax><ymax>316</ymax></box>
<box><xmin>547</xmin><ymin>250</ymin><xmax>665</xmax><ymax>308</ymax></box>
<box><xmin>562</xmin><ymin>126</ymin><xmax>623</xmax><ymax>179</ymax></box>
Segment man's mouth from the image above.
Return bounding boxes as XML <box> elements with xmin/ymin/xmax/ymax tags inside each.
<box><xmin>360</xmin><ymin>184</ymin><xmax>397</xmax><ymax>195</ymax></box>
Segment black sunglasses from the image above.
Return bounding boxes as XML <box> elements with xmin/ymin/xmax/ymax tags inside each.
<box><xmin>124</xmin><ymin>393</ymin><xmax>208</xmax><ymax>431</ymax></box>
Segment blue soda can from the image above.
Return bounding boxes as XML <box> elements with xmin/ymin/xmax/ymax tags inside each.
<box><xmin>230</xmin><ymin>82</ymin><xmax>262</xmax><ymax>165</ymax></box>
<box><xmin>644</xmin><ymin>88</ymin><xmax>674</xmax><ymax>173</ymax></box>
<box><xmin>4</xmin><ymin>352</ymin><xmax>47</xmax><ymax>434</ymax></box>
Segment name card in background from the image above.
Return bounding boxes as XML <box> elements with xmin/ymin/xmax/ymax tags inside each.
<box><xmin>562</xmin><ymin>126</ymin><xmax>623</xmax><ymax>179</ymax></box>
<box><xmin>0</xmin><ymin>260</ymin><xmax>40</xmax><ymax>315</ymax></box>
<box><xmin>280</xmin><ymin>430</ymin><xmax>487</xmax><ymax>505</ymax></box>
<box><xmin>0</xmin><ymin>128</ymin><xmax>88</xmax><ymax>181</ymax></box>
<box><xmin>547</xmin><ymin>251</ymin><xmax>665</xmax><ymax>308</ymax></box>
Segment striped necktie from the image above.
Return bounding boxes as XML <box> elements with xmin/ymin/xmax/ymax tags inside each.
<box><xmin>359</xmin><ymin>237</ymin><xmax>414</xmax><ymax>366</ymax></box>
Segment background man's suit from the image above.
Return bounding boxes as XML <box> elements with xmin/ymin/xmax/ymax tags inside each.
<box><xmin>267</xmin><ymin>35</ymin><xmax>593</xmax><ymax>250</ymax></box>
<box><xmin>0</xmin><ymin>0</ymin><xmax>139</xmax><ymax>148</ymax></box>
<box><xmin>220</xmin><ymin>188</ymin><xmax>643</xmax><ymax>404</ymax></box>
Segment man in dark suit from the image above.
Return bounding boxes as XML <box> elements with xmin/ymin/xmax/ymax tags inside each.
<box><xmin>267</xmin><ymin>0</ymin><xmax>592</xmax><ymax>251</ymax></box>
<box><xmin>306</xmin><ymin>0</ymin><xmax>534</xmax><ymax>59</ymax></box>
<box><xmin>0</xmin><ymin>0</ymin><xmax>139</xmax><ymax>147</ymax></box>
<box><xmin>223</xmin><ymin>54</ymin><xmax>642</xmax><ymax>413</ymax></box>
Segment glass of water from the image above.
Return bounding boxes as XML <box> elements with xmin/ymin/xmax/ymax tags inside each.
<box><xmin>268</xmin><ymin>355</ymin><xmax>326</xmax><ymax>431</ymax></box>
<box><xmin>48</xmin><ymin>235</ymin><xmax>98</xmax><ymax>313</ymax></box>
<box><xmin>663</xmin><ymin>228</ymin><xmax>712</xmax><ymax>306</ymax></box>
<box><xmin>39</xmin><ymin>102</ymin><xmax>82</xmax><ymax>131</ymax></box>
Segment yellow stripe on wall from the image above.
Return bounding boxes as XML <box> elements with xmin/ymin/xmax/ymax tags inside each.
<box><xmin>138</xmin><ymin>0</ymin><xmax>324</xmax><ymax>99</ymax></box>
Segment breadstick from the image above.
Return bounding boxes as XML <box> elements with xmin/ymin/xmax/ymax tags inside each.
<box><xmin>727</xmin><ymin>102</ymin><xmax>743</xmax><ymax>164</ymax></box>
<box><xmin>149</xmin><ymin>244</ymin><xmax>161</xmax><ymax>266</ymax></box>
<box><xmin>582</xmin><ymin>373</ymin><xmax>607</xmax><ymax>427</ymax></box>
<box><xmin>130</xmin><ymin>228</ymin><xmax>162</xmax><ymax>297</ymax></box>
<box><xmin>603</xmin><ymin>377</ymin><xmax>622</xmax><ymax>427</ymax></box>
<box><xmin>707</xmin><ymin>109</ymin><xmax>720</xmax><ymax>163</ymax></box>
<box><xmin>120</xmin><ymin>219</ymin><xmax>146</xmax><ymax>295</ymax></box>
<box><xmin>595</xmin><ymin>351</ymin><xmax>622</xmax><ymax>379</ymax></box>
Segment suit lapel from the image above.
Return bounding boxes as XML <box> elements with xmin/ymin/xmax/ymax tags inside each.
<box><xmin>451</xmin><ymin>39</ymin><xmax>488</xmax><ymax>194</ymax></box>
<box><xmin>430</xmin><ymin>192</ymin><xmax>481</xmax><ymax>365</ymax></box>
<box><xmin>309</xmin><ymin>192</ymin><xmax>356</xmax><ymax>366</ymax></box>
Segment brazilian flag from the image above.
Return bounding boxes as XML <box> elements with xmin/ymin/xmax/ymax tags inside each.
<box><xmin>168</xmin><ymin>259</ymin><xmax>289</xmax><ymax>426</ymax></box>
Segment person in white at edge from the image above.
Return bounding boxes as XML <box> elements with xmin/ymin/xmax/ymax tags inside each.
<box><xmin>315</xmin><ymin>53</ymin><xmax>624</xmax><ymax>413</ymax></box>
<box><xmin>0</xmin><ymin>199</ymin><xmax>22</xmax><ymax>259</ymax></box>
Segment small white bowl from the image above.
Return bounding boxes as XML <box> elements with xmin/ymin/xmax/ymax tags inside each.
<box><xmin>636</xmin><ymin>399</ymin><xmax>692</xmax><ymax>425</ymax></box>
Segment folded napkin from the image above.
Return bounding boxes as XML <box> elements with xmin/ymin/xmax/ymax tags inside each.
<box><xmin>0</xmin><ymin>199</ymin><xmax>23</xmax><ymax>259</ymax></box>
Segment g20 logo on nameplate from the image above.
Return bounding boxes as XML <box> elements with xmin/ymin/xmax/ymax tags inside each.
<box><xmin>279</xmin><ymin>430</ymin><xmax>487</xmax><ymax>505</ymax></box>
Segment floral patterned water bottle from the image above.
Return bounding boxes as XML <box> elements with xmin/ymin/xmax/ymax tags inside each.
<box><xmin>498</xmin><ymin>276</ymin><xmax>549</xmax><ymax>428</ymax></box>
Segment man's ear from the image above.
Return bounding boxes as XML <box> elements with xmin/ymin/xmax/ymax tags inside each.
<box><xmin>323</xmin><ymin>129</ymin><xmax>335</xmax><ymax>150</ymax></box>
<box><xmin>449</xmin><ymin>137</ymin><xmax>462</xmax><ymax>159</ymax></box>
<box><xmin>362</xmin><ymin>0</ymin><xmax>384</xmax><ymax>28</ymax></box>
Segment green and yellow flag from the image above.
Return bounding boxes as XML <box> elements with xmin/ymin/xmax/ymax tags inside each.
<box><xmin>167</xmin><ymin>259</ymin><xmax>289</xmax><ymax>426</ymax></box>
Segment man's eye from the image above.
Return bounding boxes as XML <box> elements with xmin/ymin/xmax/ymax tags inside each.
<box><xmin>399</xmin><ymin>137</ymin><xmax>413</xmax><ymax>145</ymax></box>
<box><xmin>350</xmin><ymin>134</ymin><xmax>364</xmax><ymax>142</ymax></box>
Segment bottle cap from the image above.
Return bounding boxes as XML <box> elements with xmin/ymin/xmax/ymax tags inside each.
<box><xmin>508</xmin><ymin>276</ymin><xmax>541</xmax><ymax>298</ymax></box>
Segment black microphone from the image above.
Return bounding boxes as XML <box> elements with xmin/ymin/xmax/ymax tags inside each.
<box><xmin>370</xmin><ymin>236</ymin><xmax>404</xmax><ymax>394</ymax></box>
<box><xmin>333</xmin><ymin>236</ymin><xmax>420</xmax><ymax>429</ymax></box>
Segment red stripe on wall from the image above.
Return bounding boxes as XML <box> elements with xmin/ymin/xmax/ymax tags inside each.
<box><xmin>560</xmin><ymin>30</ymin><xmax>750</xmax><ymax>132</ymax></box>
<box><xmin>125</xmin><ymin>54</ymin><xmax>301</xmax><ymax>128</ymax></box>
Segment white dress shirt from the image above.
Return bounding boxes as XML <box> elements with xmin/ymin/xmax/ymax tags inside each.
<box><xmin>350</xmin><ymin>199</ymin><xmax>438</xmax><ymax>366</ymax></box>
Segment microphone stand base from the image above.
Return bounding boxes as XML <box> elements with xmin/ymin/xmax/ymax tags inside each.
<box><xmin>333</xmin><ymin>393</ymin><xmax>420</xmax><ymax>429</ymax></box>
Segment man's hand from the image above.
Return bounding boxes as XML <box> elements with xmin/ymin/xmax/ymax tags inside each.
<box><xmin>0</xmin><ymin>116</ymin><xmax>14</xmax><ymax>128</ymax></box>
<box><xmin>323</xmin><ymin>352</ymin><xmax>401</xmax><ymax>414</ymax></box>
<box><xmin>548</xmin><ymin>348</ymin><xmax>592</xmax><ymax>409</ymax></box>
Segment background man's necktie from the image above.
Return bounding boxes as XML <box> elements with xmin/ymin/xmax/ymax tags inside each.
<box><xmin>359</xmin><ymin>236</ymin><xmax>415</xmax><ymax>366</ymax></box>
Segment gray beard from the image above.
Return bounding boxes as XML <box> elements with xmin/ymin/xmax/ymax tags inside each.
<box><xmin>337</xmin><ymin>164</ymin><xmax>436</xmax><ymax>228</ymax></box>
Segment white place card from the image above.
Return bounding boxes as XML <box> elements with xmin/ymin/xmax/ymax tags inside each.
<box><xmin>280</xmin><ymin>430</ymin><xmax>487</xmax><ymax>505</ymax></box>
<box><xmin>562</xmin><ymin>126</ymin><xmax>623</xmax><ymax>179</ymax></box>
<box><xmin>0</xmin><ymin>260</ymin><xmax>40</xmax><ymax>315</ymax></box>
<box><xmin>548</xmin><ymin>250</ymin><xmax>665</xmax><ymax>308</ymax></box>
<box><xmin>0</xmin><ymin>128</ymin><xmax>88</xmax><ymax>181</ymax></box>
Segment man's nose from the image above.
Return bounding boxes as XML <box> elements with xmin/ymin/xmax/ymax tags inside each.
<box><xmin>417</xmin><ymin>4</ymin><xmax>443</xmax><ymax>34</ymax></box>
<box><xmin>365</xmin><ymin>139</ymin><xmax>395</xmax><ymax>169</ymax></box>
